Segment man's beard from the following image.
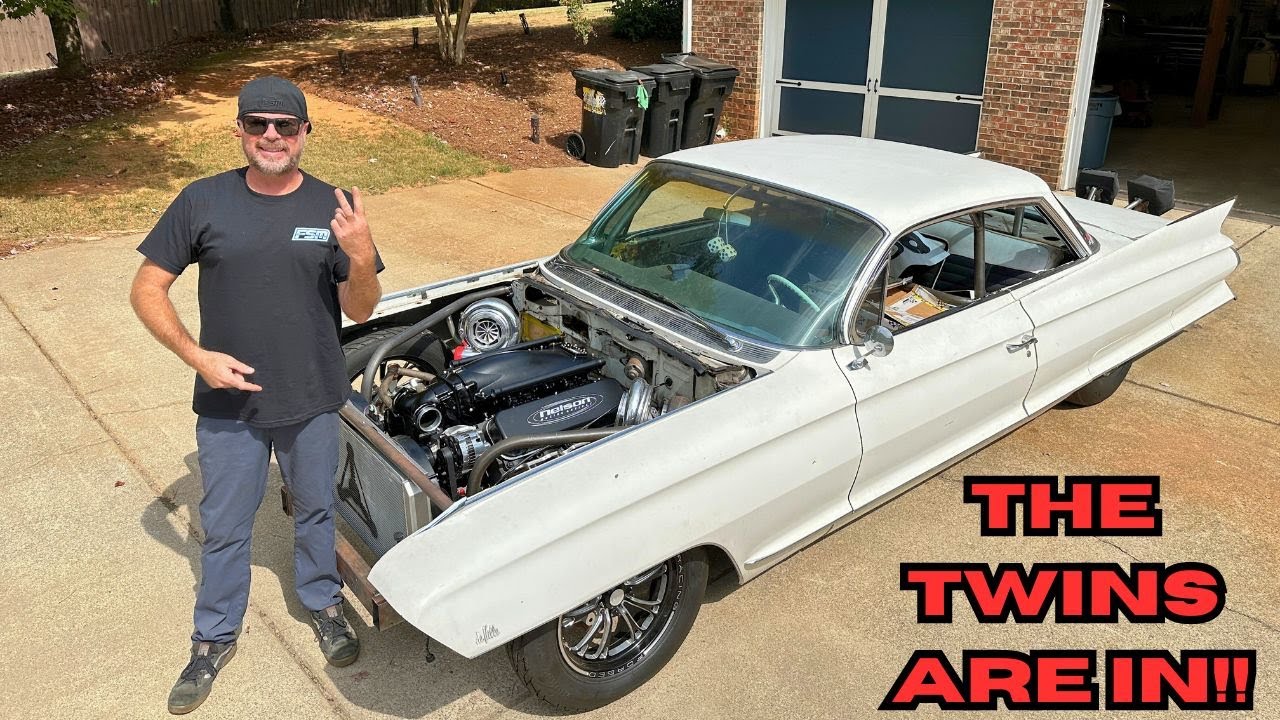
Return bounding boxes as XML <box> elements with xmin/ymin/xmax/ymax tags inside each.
<box><xmin>244</xmin><ymin>140</ymin><xmax>302</xmax><ymax>175</ymax></box>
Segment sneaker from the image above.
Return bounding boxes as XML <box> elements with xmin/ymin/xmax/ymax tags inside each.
<box><xmin>310</xmin><ymin>601</ymin><xmax>360</xmax><ymax>667</ymax></box>
<box><xmin>167</xmin><ymin>641</ymin><xmax>236</xmax><ymax>715</ymax></box>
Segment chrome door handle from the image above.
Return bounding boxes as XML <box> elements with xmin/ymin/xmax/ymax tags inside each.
<box><xmin>1006</xmin><ymin>335</ymin><xmax>1038</xmax><ymax>355</ymax></box>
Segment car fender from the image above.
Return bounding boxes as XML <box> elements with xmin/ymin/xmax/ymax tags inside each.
<box><xmin>367</xmin><ymin>349</ymin><xmax>858</xmax><ymax>658</ymax></box>
<box><xmin>1014</xmin><ymin>200</ymin><xmax>1237</xmax><ymax>408</ymax></box>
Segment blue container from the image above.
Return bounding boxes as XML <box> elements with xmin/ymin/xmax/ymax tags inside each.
<box><xmin>1079</xmin><ymin>93</ymin><xmax>1120</xmax><ymax>170</ymax></box>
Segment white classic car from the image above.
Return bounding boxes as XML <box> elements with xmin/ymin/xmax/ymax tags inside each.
<box><xmin>317</xmin><ymin>136</ymin><xmax>1238</xmax><ymax>711</ymax></box>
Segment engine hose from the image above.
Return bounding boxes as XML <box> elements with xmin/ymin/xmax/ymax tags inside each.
<box><xmin>361</xmin><ymin>286</ymin><xmax>509</xmax><ymax>400</ymax></box>
<box><xmin>467</xmin><ymin>428</ymin><xmax>622</xmax><ymax>497</ymax></box>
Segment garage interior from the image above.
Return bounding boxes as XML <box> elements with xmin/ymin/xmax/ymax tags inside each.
<box><xmin>1089</xmin><ymin>0</ymin><xmax>1280</xmax><ymax>217</ymax></box>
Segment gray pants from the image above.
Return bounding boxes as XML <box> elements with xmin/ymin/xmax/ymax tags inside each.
<box><xmin>193</xmin><ymin>411</ymin><xmax>342</xmax><ymax>643</ymax></box>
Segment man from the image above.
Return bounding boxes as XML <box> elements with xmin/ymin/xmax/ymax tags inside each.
<box><xmin>130</xmin><ymin>76</ymin><xmax>383</xmax><ymax>715</ymax></box>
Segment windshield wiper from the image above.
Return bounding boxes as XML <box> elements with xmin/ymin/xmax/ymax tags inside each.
<box><xmin>563</xmin><ymin>257</ymin><xmax>741</xmax><ymax>352</ymax></box>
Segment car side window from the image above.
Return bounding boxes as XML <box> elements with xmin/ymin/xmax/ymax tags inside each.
<box><xmin>871</xmin><ymin>215</ymin><xmax>981</xmax><ymax>333</ymax></box>
<box><xmin>851</xmin><ymin>202</ymin><xmax>1082</xmax><ymax>339</ymax></box>
<box><xmin>976</xmin><ymin>203</ymin><xmax>1079</xmax><ymax>294</ymax></box>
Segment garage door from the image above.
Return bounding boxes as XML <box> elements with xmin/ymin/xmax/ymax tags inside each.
<box><xmin>771</xmin><ymin>0</ymin><xmax>994</xmax><ymax>153</ymax></box>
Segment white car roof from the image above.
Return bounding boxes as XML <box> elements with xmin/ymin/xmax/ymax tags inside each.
<box><xmin>663</xmin><ymin>135</ymin><xmax>1052</xmax><ymax>235</ymax></box>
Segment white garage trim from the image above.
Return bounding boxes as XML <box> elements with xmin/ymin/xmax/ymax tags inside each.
<box><xmin>682</xmin><ymin>0</ymin><xmax>692</xmax><ymax>53</ymax></box>
<box><xmin>758</xmin><ymin>0</ymin><xmax>786</xmax><ymax>136</ymax></box>
<box><xmin>1060</xmin><ymin>0</ymin><xmax>1106</xmax><ymax>190</ymax></box>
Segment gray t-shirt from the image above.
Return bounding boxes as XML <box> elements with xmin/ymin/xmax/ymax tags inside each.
<box><xmin>138</xmin><ymin>168</ymin><xmax>384</xmax><ymax>427</ymax></box>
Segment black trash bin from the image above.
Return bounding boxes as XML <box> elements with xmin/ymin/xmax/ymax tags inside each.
<box><xmin>569</xmin><ymin>68</ymin><xmax>656</xmax><ymax>168</ymax></box>
<box><xmin>661</xmin><ymin>53</ymin><xmax>739</xmax><ymax>148</ymax></box>
<box><xmin>628</xmin><ymin>63</ymin><xmax>693</xmax><ymax>157</ymax></box>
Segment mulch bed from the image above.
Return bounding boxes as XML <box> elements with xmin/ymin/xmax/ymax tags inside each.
<box><xmin>0</xmin><ymin>21</ymin><xmax>337</xmax><ymax>154</ymax></box>
<box><xmin>293</xmin><ymin>23</ymin><xmax>677</xmax><ymax>169</ymax></box>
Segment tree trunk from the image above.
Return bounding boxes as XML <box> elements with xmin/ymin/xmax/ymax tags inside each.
<box><xmin>450</xmin><ymin>0</ymin><xmax>473</xmax><ymax>64</ymax></box>
<box><xmin>429</xmin><ymin>0</ymin><xmax>475</xmax><ymax>65</ymax></box>
<box><xmin>430</xmin><ymin>0</ymin><xmax>452</xmax><ymax>61</ymax></box>
<box><xmin>47</xmin><ymin>10</ymin><xmax>86</xmax><ymax>77</ymax></box>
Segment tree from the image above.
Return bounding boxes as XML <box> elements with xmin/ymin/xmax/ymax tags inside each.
<box><xmin>561</xmin><ymin>0</ymin><xmax>592</xmax><ymax>45</ymax></box>
<box><xmin>2</xmin><ymin>0</ymin><xmax>85</xmax><ymax>76</ymax></box>
<box><xmin>428</xmin><ymin>0</ymin><xmax>476</xmax><ymax>65</ymax></box>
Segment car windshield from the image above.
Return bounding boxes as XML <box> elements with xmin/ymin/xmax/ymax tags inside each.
<box><xmin>563</xmin><ymin>163</ymin><xmax>885</xmax><ymax>347</ymax></box>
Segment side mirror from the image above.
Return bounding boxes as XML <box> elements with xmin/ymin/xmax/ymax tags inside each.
<box><xmin>847</xmin><ymin>325</ymin><xmax>894</xmax><ymax>371</ymax></box>
<box><xmin>863</xmin><ymin>325</ymin><xmax>895</xmax><ymax>357</ymax></box>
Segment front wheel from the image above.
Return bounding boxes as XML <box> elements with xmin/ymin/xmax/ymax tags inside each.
<box><xmin>507</xmin><ymin>549</ymin><xmax>709</xmax><ymax>711</ymax></box>
<box><xmin>1063</xmin><ymin>361</ymin><xmax>1132</xmax><ymax>407</ymax></box>
<box><xmin>341</xmin><ymin>325</ymin><xmax>446</xmax><ymax>388</ymax></box>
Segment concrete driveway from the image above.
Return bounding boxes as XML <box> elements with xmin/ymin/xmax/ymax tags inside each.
<box><xmin>1</xmin><ymin>165</ymin><xmax>1277</xmax><ymax>720</ymax></box>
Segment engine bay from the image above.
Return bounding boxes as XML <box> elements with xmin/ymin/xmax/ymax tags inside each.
<box><xmin>360</xmin><ymin>277</ymin><xmax>756</xmax><ymax>500</ymax></box>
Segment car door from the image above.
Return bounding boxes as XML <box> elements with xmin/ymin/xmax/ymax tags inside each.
<box><xmin>997</xmin><ymin>199</ymin><xmax>1136</xmax><ymax>414</ymax></box>
<box><xmin>833</xmin><ymin>211</ymin><xmax>1039</xmax><ymax>512</ymax></box>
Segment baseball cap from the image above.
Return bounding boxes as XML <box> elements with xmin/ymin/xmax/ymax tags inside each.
<box><xmin>237</xmin><ymin>76</ymin><xmax>312</xmax><ymax>132</ymax></box>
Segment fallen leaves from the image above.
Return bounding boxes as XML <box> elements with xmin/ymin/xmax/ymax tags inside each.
<box><xmin>294</xmin><ymin>24</ymin><xmax>676</xmax><ymax>170</ymax></box>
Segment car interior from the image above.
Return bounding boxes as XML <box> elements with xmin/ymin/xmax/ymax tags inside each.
<box><xmin>855</xmin><ymin>204</ymin><xmax>1081</xmax><ymax>339</ymax></box>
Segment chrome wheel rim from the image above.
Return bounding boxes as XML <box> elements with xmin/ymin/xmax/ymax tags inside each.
<box><xmin>557</xmin><ymin>556</ymin><xmax>684</xmax><ymax>677</ymax></box>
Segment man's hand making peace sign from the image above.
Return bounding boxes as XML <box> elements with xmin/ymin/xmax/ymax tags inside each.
<box><xmin>331</xmin><ymin>187</ymin><xmax>376</xmax><ymax>264</ymax></box>
<box><xmin>332</xmin><ymin>186</ymin><xmax>382</xmax><ymax>323</ymax></box>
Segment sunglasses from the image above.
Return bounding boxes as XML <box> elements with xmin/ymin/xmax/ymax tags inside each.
<box><xmin>240</xmin><ymin>116</ymin><xmax>305</xmax><ymax>137</ymax></box>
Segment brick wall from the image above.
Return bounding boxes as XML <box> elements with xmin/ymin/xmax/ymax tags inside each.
<box><xmin>977</xmin><ymin>0</ymin><xmax>1088</xmax><ymax>184</ymax></box>
<box><xmin>690</xmin><ymin>0</ymin><xmax>764</xmax><ymax>138</ymax></box>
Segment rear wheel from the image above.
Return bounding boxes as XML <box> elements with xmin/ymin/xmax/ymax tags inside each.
<box><xmin>1064</xmin><ymin>361</ymin><xmax>1132</xmax><ymax>407</ymax></box>
<box><xmin>508</xmin><ymin>549</ymin><xmax>709</xmax><ymax>711</ymax></box>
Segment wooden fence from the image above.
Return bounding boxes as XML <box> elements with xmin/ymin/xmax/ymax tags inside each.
<box><xmin>0</xmin><ymin>12</ymin><xmax>57</xmax><ymax>74</ymax></box>
<box><xmin>0</xmin><ymin>0</ymin><xmax>426</xmax><ymax>74</ymax></box>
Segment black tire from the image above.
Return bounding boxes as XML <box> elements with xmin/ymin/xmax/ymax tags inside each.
<box><xmin>341</xmin><ymin>325</ymin><xmax>446</xmax><ymax>383</ymax></box>
<box><xmin>1064</xmin><ymin>361</ymin><xmax>1132</xmax><ymax>407</ymax></box>
<box><xmin>507</xmin><ymin>548</ymin><xmax>709</xmax><ymax>711</ymax></box>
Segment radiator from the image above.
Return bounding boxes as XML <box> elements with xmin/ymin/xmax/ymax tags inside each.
<box><xmin>334</xmin><ymin>419</ymin><xmax>432</xmax><ymax>559</ymax></box>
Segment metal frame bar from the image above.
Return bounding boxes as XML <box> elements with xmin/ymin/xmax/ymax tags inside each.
<box><xmin>336</xmin><ymin>534</ymin><xmax>403</xmax><ymax>630</ymax></box>
<box><xmin>971</xmin><ymin>211</ymin><xmax>987</xmax><ymax>297</ymax></box>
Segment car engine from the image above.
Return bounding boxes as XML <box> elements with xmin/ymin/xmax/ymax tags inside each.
<box><xmin>364</xmin><ymin>288</ymin><xmax>746</xmax><ymax>500</ymax></box>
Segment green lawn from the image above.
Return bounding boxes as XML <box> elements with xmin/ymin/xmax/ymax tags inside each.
<box><xmin>1</xmin><ymin>114</ymin><xmax>496</xmax><ymax>242</ymax></box>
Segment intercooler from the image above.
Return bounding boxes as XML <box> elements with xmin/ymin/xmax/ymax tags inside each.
<box><xmin>333</xmin><ymin>400</ymin><xmax>440</xmax><ymax>559</ymax></box>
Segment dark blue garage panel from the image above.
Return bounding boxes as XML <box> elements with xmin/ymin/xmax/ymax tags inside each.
<box><xmin>880</xmin><ymin>0</ymin><xmax>993</xmax><ymax>96</ymax></box>
<box><xmin>873</xmin><ymin>97</ymin><xmax>982</xmax><ymax>153</ymax></box>
<box><xmin>778</xmin><ymin>88</ymin><xmax>865</xmax><ymax>135</ymax></box>
<box><xmin>781</xmin><ymin>0</ymin><xmax>874</xmax><ymax>85</ymax></box>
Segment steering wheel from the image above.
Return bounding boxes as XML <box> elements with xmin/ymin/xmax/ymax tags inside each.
<box><xmin>766</xmin><ymin>274</ymin><xmax>821</xmax><ymax>313</ymax></box>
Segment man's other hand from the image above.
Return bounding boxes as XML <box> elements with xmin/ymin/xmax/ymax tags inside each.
<box><xmin>195</xmin><ymin>351</ymin><xmax>263</xmax><ymax>392</ymax></box>
<box><xmin>331</xmin><ymin>187</ymin><xmax>374</xmax><ymax>263</ymax></box>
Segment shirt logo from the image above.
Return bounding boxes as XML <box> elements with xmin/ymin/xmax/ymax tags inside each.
<box><xmin>292</xmin><ymin>227</ymin><xmax>331</xmax><ymax>242</ymax></box>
